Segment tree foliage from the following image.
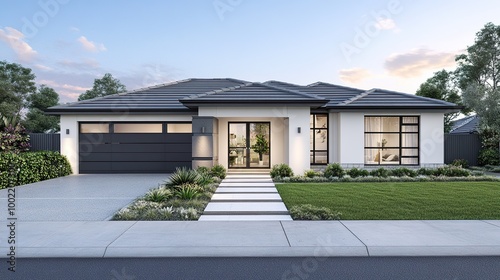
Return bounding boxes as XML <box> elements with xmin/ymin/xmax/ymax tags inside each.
<box><xmin>0</xmin><ymin>124</ymin><xmax>30</xmax><ymax>154</ymax></box>
<box><xmin>416</xmin><ymin>70</ymin><xmax>467</xmax><ymax>132</ymax></box>
<box><xmin>23</xmin><ymin>85</ymin><xmax>60</xmax><ymax>133</ymax></box>
<box><xmin>0</xmin><ymin>61</ymin><xmax>37</xmax><ymax>117</ymax></box>
<box><xmin>78</xmin><ymin>73</ymin><xmax>127</xmax><ymax>101</ymax></box>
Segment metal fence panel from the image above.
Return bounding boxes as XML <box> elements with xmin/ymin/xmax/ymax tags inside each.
<box><xmin>444</xmin><ymin>134</ymin><xmax>481</xmax><ymax>166</ymax></box>
<box><xmin>29</xmin><ymin>133</ymin><xmax>60</xmax><ymax>152</ymax></box>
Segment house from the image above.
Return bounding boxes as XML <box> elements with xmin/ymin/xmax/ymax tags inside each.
<box><xmin>450</xmin><ymin>114</ymin><xmax>480</xmax><ymax>134</ymax></box>
<box><xmin>444</xmin><ymin>115</ymin><xmax>481</xmax><ymax>166</ymax></box>
<box><xmin>46</xmin><ymin>78</ymin><xmax>460</xmax><ymax>174</ymax></box>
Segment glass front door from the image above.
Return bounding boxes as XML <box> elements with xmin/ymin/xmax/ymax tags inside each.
<box><xmin>228</xmin><ymin>122</ymin><xmax>270</xmax><ymax>168</ymax></box>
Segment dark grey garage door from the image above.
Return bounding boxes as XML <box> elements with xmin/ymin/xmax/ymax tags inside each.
<box><xmin>79</xmin><ymin>122</ymin><xmax>192</xmax><ymax>173</ymax></box>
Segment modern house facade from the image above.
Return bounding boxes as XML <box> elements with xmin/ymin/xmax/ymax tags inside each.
<box><xmin>46</xmin><ymin>78</ymin><xmax>460</xmax><ymax>175</ymax></box>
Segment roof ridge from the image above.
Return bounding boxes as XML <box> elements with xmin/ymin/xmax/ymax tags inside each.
<box><xmin>341</xmin><ymin>89</ymin><xmax>375</xmax><ymax>105</ymax></box>
<box><xmin>261</xmin><ymin>82</ymin><xmax>325</xmax><ymax>100</ymax></box>
<box><xmin>264</xmin><ymin>80</ymin><xmax>304</xmax><ymax>88</ymax></box>
<box><xmin>450</xmin><ymin>115</ymin><xmax>477</xmax><ymax>132</ymax></box>
<box><xmin>307</xmin><ymin>81</ymin><xmax>365</xmax><ymax>92</ymax></box>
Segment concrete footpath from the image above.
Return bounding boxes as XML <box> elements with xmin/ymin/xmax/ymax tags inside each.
<box><xmin>1</xmin><ymin>220</ymin><xmax>500</xmax><ymax>258</ymax></box>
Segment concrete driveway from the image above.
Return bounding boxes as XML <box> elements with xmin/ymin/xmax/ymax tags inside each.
<box><xmin>0</xmin><ymin>174</ymin><xmax>169</xmax><ymax>221</ymax></box>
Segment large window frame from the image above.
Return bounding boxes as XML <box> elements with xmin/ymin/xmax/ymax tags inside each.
<box><xmin>310</xmin><ymin>113</ymin><xmax>329</xmax><ymax>165</ymax></box>
<box><xmin>364</xmin><ymin>116</ymin><xmax>419</xmax><ymax>166</ymax></box>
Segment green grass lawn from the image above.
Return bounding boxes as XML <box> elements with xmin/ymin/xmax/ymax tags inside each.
<box><xmin>276</xmin><ymin>182</ymin><xmax>500</xmax><ymax>220</ymax></box>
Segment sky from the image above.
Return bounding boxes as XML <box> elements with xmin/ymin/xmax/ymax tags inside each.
<box><xmin>1</xmin><ymin>0</ymin><xmax>499</xmax><ymax>103</ymax></box>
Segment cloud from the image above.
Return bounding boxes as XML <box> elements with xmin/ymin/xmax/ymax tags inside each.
<box><xmin>375</xmin><ymin>18</ymin><xmax>397</xmax><ymax>31</ymax></box>
<box><xmin>33</xmin><ymin>64</ymin><xmax>53</xmax><ymax>71</ymax></box>
<box><xmin>37</xmin><ymin>79</ymin><xmax>91</xmax><ymax>103</ymax></box>
<box><xmin>384</xmin><ymin>48</ymin><xmax>457</xmax><ymax>78</ymax></box>
<box><xmin>0</xmin><ymin>27</ymin><xmax>37</xmax><ymax>62</ymax></box>
<box><xmin>77</xmin><ymin>36</ymin><xmax>106</xmax><ymax>52</ymax></box>
<box><xmin>339</xmin><ymin>68</ymin><xmax>372</xmax><ymax>84</ymax></box>
<box><xmin>70</xmin><ymin>26</ymin><xmax>80</xmax><ymax>33</ymax></box>
<box><xmin>58</xmin><ymin>59</ymin><xmax>100</xmax><ymax>71</ymax></box>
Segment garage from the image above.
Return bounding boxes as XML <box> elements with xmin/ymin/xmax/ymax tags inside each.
<box><xmin>79</xmin><ymin>122</ymin><xmax>192</xmax><ymax>173</ymax></box>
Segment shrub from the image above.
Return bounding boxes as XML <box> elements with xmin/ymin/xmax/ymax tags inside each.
<box><xmin>0</xmin><ymin>151</ymin><xmax>72</xmax><ymax>189</ymax></box>
<box><xmin>304</xmin><ymin>170</ymin><xmax>319</xmax><ymax>178</ymax></box>
<box><xmin>370</xmin><ymin>167</ymin><xmax>390</xmax><ymax>178</ymax></box>
<box><xmin>167</xmin><ymin>167</ymin><xmax>200</xmax><ymax>187</ymax></box>
<box><xmin>417</xmin><ymin>167</ymin><xmax>434</xmax><ymax>176</ymax></box>
<box><xmin>347</xmin><ymin>168</ymin><xmax>369</xmax><ymax>178</ymax></box>
<box><xmin>144</xmin><ymin>187</ymin><xmax>173</xmax><ymax>203</ymax></box>
<box><xmin>196</xmin><ymin>172</ymin><xmax>214</xmax><ymax>186</ymax></box>
<box><xmin>434</xmin><ymin>166</ymin><xmax>471</xmax><ymax>177</ymax></box>
<box><xmin>289</xmin><ymin>204</ymin><xmax>341</xmax><ymax>220</ymax></box>
<box><xmin>210</xmin><ymin>164</ymin><xmax>226</xmax><ymax>179</ymax></box>
<box><xmin>270</xmin><ymin>163</ymin><xmax>294</xmax><ymax>178</ymax></box>
<box><xmin>175</xmin><ymin>184</ymin><xmax>201</xmax><ymax>200</ymax></box>
<box><xmin>390</xmin><ymin>167</ymin><xmax>417</xmax><ymax>177</ymax></box>
<box><xmin>478</xmin><ymin>148</ymin><xmax>500</xmax><ymax>166</ymax></box>
<box><xmin>0</xmin><ymin>124</ymin><xmax>30</xmax><ymax>154</ymax></box>
<box><xmin>324</xmin><ymin>163</ymin><xmax>344</xmax><ymax>178</ymax></box>
<box><xmin>196</xmin><ymin>166</ymin><xmax>211</xmax><ymax>175</ymax></box>
<box><xmin>450</xmin><ymin>159</ymin><xmax>469</xmax><ymax>168</ymax></box>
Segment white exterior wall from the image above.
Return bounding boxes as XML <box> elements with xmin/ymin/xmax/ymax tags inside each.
<box><xmin>328</xmin><ymin>112</ymin><xmax>339</xmax><ymax>163</ymax></box>
<box><xmin>336</xmin><ymin>111</ymin><xmax>446</xmax><ymax>167</ymax></box>
<box><xmin>60</xmin><ymin>114</ymin><xmax>193</xmax><ymax>174</ymax></box>
<box><xmin>199</xmin><ymin>106</ymin><xmax>310</xmax><ymax>174</ymax></box>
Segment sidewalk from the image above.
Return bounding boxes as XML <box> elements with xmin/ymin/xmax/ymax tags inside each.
<box><xmin>1</xmin><ymin>220</ymin><xmax>500</xmax><ymax>258</ymax></box>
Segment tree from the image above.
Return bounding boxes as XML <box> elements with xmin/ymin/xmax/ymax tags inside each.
<box><xmin>78</xmin><ymin>73</ymin><xmax>127</xmax><ymax>101</ymax></box>
<box><xmin>23</xmin><ymin>85</ymin><xmax>60</xmax><ymax>133</ymax></box>
<box><xmin>416</xmin><ymin>70</ymin><xmax>467</xmax><ymax>132</ymax></box>
<box><xmin>0</xmin><ymin>61</ymin><xmax>37</xmax><ymax>117</ymax></box>
<box><xmin>458</xmin><ymin>22</ymin><xmax>500</xmax><ymax>165</ymax></box>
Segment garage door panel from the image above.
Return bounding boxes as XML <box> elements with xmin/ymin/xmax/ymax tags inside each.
<box><xmin>165</xmin><ymin>134</ymin><xmax>191</xmax><ymax>143</ymax></box>
<box><xmin>165</xmin><ymin>143</ymin><xmax>191</xmax><ymax>153</ymax></box>
<box><xmin>112</xmin><ymin>134</ymin><xmax>166</xmax><ymax>143</ymax></box>
<box><xmin>79</xmin><ymin>134</ymin><xmax>111</xmax><ymax>144</ymax></box>
<box><xmin>79</xmin><ymin>143</ymin><xmax>112</xmax><ymax>153</ymax></box>
<box><xmin>112</xmin><ymin>153</ymin><xmax>166</xmax><ymax>162</ymax></box>
<box><xmin>111</xmin><ymin>144</ymin><xmax>165</xmax><ymax>153</ymax></box>
<box><xmin>80</xmin><ymin>162</ymin><xmax>112</xmax><ymax>173</ymax></box>
<box><xmin>165</xmin><ymin>152</ymin><xmax>192</xmax><ymax>161</ymax></box>
<box><xmin>80</xmin><ymin>153</ymin><xmax>112</xmax><ymax>162</ymax></box>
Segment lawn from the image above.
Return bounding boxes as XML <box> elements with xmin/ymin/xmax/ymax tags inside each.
<box><xmin>276</xmin><ymin>182</ymin><xmax>500</xmax><ymax>220</ymax></box>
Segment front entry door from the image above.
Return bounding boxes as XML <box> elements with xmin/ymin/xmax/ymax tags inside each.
<box><xmin>228</xmin><ymin>122</ymin><xmax>270</xmax><ymax>168</ymax></box>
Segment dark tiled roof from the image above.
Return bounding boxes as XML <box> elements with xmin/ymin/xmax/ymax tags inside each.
<box><xmin>46</xmin><ymin>78</ymin><xmax>248</xmax><ymax>114</ymax></box>
<box><xmin>336</xmin><ymin>88</ymin><xmax>461</xmax><ymax>109</ymax></box>
<box><xmin>450</xmin><ymin>115</ymin><xmax>480</xmax><ymax>134</ymax></box>
<box><xmin>47</xmin><ymin>78</ymin><xmax>460</xmax><ymax>114</ymax></box>
<box><xmin>264</xmin><ymin>81</ymin><xmax>365</xmax><ymax>107</ymax></box>
<box><xmin>181</xmin><ymin>82</ymin><xmax>326</xmax><ymax>106</ymax></box>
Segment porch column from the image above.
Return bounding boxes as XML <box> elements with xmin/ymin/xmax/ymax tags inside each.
<box><xmin>192</xmin><ymin>116</ymin><xmax>219</xmax><ymax>169</ymax></box>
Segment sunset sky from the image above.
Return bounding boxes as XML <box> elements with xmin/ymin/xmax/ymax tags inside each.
<box><xmin>1</xmin><ymin>0</ymin><xmax>499</xmax><ymax>103</ymax></box>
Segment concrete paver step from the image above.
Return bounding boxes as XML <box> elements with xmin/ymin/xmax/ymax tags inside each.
<box><xmin>219</xmin><ymin>182</ymin><xmax>276</xmax><ymax>187</ymax></box>
<box><xmin>211</xmin><ymin>193</ymin><xmax>283</xmax><ymax>202</ymax></box>
<box><xmin>215</xmin><ymin>187</ymin><xmax>278</xmax><ymax>193</ymax></box>
<box><xmin>198</xmin><ymin>215</ymin><xmax>293</xmax><ymax>221</ymax></box>
<box><xmin>203</xmin><ymin>202</ymin><xmax>288</xmax><ymax>215</ymax></box>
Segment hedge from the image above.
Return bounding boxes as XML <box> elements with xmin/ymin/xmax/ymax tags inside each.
<box><xmin>0</xmin><ymin>151</ymin><xmax>72</xmax><ymax>189</ymax></box>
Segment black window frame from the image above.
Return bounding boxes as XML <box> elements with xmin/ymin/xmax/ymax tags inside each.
<box><xmin>364</xmin><ymin>116</ymin><xmax>419</xmax><ymax>166</ymax></box>
<box><xmin>310</xmin><ymin>113</ymin><xmax>329</xmax><ymax>165</ymax></box>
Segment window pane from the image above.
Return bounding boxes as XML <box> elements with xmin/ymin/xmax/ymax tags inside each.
<box><xmin>402</xmin><ymin>117</ymin><xmax>419</xmax><ymax>124</ymax></box>
<box><xmin>115</xmin><ymin>123</ymin><xmax>162</xmax><ymax>133</ymax></box>
<box><xmin>314</xmin><ymin>151</ymin><xmax>328</xmax><ymax>164</ymax></box>
<box><xmin>364</xmin><ymin>133</ymin><xmax>380</xmax><ymax>147</ymax></box>
<box><xmin>402</xmin><ymin>149</ymin><xmax>419</xmax><ymax>156</ymax></box>
<box><xmin>381</xmin><ymin>117</ymin><xmax>399</xmax><ymax>132</ymax></box>
<box><xmin>380</xmin><ymin>149</ymin><xmax>400</xmax><ymax>164</ymax></box>
<box><xmin>381</xmin><ymin>133</ymin><xmax>399</xmax><ymax>147</ymax></box>
<box><xmin>80</xmin><ymin>123</ymin><xmax>109</xmax><ymax>133</ymax></box>
<box><xmin>310</xmin><ymin>151</ymin><xmax>314</xmax><ymax>163</ymax></box>
<box><xmin>402</xmin><ymin>125</ymin><xmax>419</xmax><ymax>132</ymax></box>
<box><xmin>401</xmin><ymin>158</ymin><xmax>419</xmax><ymax>165</ymax></box>
<box><xmin>315</xmin><ymin>115</ymin><xmax>327</xmax><ymax>128</ymax></box>
<box><xmin>402</xmin><ymin>134</ymin><xmax>418</xmax><ymax>147</ymax></box>
<box><xmin>167</xmin><ymin>123</ymin><xmax>192</xmax><ymax>133</ymax></box>
<box><xmin>310</xmin><ymin>130</ymin><xmax>314</xmax><ymax>150</ymax></box>
<box><xmin>365</xmin><ymin>148</ymin><xmax>379</xmax><ymax>164</ymax></box>
<box><xmin>365</xmin><ymin>117</ymin><xmax>381</xmax><ymax>132</ymax></box>
<box><xmin>314</xmin><ymin>129</ymin><xmax>328</xmax><ymax>150</ymax></box>
<box><xmin>310</xmin><ymin>115</ymin><xmax>314</xmax><ymax>128</ymax></box>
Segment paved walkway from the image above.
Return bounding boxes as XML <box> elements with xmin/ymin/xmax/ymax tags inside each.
<box><xmin>1</xmin><ymin>220</ymin><xmax>500</xmax><ymax>258</ymax></box>
<box><xmin>199</xmin><ymin>173</ymin><xmax>292</xmax><ymax>221</ymax></box>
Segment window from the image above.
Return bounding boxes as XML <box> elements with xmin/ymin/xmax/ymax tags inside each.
<box><xmin>114</xmin><ymin>123</ymin><xmax>163</xmax><ymax>133</ymax></box>
<box><xmin>80</xmin><ymin>123</ymin><xmax>109</xmax><ymax>133</ymax></box>
<box><xmin>310</xmin><ymin>114</ymin><xmax>328</xmax><ymax>164</ymax></box>
<box><xmin>364</xmin><ymin>116</ymin><xmax>419</xmax><ymax>165</ymax></box>
<box><xmin>167</xmin><ymin>123</ymin><xmax>192</xmax><ymax>133</ymax></box>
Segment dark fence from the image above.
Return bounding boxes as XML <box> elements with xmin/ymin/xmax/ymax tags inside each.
<box><xmin>444</xmin><ymin>133</ymin><xmax>481</xmax><ymax>166</ymax></box>
<box><xmin>29</xmin><ymin>133</ymin><xmax>60</xmax><ymax>152</ymax></box>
